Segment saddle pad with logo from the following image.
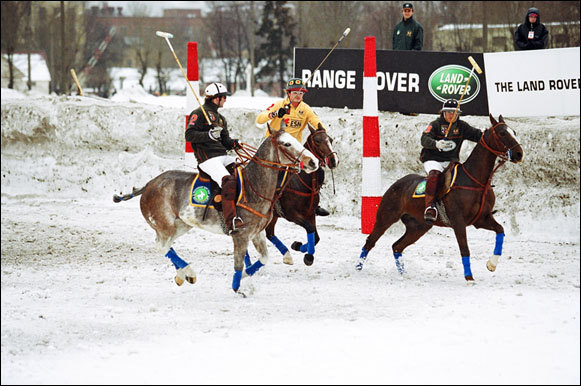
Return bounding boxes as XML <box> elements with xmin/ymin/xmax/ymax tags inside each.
<box><xmin>189</xmin><ymin>167</ymin><xmax>244</xmax><ymax>208</ymax></box>
<box><xmin>412</xmin><ymin>164</ymin><xmax>459</xmax><ymax>198</ymax></box>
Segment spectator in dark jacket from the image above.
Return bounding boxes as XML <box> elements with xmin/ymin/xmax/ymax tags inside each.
<box><xmin>392</xmin><ymin>2</ymin><xmax>423</xmax><ymax>51</ymax></box>
<box><xmin>514</xmin><ymin>7</ymin><xmax>549</xmax><ymax>50</ymax></box>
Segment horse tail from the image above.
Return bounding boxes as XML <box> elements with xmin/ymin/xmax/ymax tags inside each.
<box><xmin>113</xmin><ymin>186</ymin><xmax>146</xmax><ymax>203</ymax></box>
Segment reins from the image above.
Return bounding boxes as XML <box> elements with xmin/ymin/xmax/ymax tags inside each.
<box><xmin>234</xmin><ymin>138</ymin><xmax>303</xmax><ymax>219</ymax></box>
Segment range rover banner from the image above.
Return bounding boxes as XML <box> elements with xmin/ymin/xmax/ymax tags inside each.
<box><xmin>294</xmin><ymin>48</ymin><xmax>489</xmax><ymax>116</ymax></box>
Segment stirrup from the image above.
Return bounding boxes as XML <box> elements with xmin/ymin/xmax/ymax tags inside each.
<box><xmin>424</xmin><ymin>206</ymin><xmax>438</xmax><ymax>223</ymax></box>
<box><xmin>228</xmin><ymin>217</ymin><xmax>244</xmax><ymax>234</ymax></box>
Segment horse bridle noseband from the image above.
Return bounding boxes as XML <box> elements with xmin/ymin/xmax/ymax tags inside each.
<box><xmin>306</xmin><ymin>129</ymin><xmax>338</xmax><ymax>167</ymax></box>
<box><xmin>479</xmin><ymin>122</ymin><xmax>520</xmax><ymax>163</ymax></box>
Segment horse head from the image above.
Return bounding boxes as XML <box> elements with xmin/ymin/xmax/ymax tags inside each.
<box><xmin>487</xmin><ymin>114</ymin><xmax>524</xmax><ymax>163</ymax></box>
<box><xmin>305</xmin><ymin>123</ymin><xmax>339</xmax><ymax>169</ymax></box>
<box><xmin>267</xmin><ymin>123</ymin><xmax>319</xmax><ymax>173</ymax></box>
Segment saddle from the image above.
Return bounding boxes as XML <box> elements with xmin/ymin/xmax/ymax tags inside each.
<box><xmin>412</xmin><ymin>162</ymin><xmax>459</xmax><ymax>199</ymax></box>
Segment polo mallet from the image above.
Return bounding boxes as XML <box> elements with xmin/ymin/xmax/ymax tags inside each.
<box><xmin>444</xmin><ymin>56</ymin><xmax>483</xmax><ymax>137</ymax></box>
<box><xmin>156</xmin><ymin>31</ymin><xmax>211</xmax><ymax>125</ymax></box>
<box><xmin>298</xmin><ymin>27</ymin><xmax>351</xmax><ymax>94</ymax></box>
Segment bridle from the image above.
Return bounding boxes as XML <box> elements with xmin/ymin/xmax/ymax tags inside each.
<box><xmin>305</xmin><ymin>128</ymin><xmax>338</xmax><ymax>168</ymax></box>
<box><xmin>479</xmin><ymin>122</ymin><xmax>521</xmax><ymax>163</ymax></box>
<box><xmin>233</xmin><ymin>134</ymin><xmax>308</xmax><ymax>219</ymax></box>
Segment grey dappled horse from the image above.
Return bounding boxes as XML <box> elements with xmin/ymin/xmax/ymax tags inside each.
<box><xmin>114</xmin><ymin>126</ymin><xmax>319</xmax><ymax>294</ymax></box>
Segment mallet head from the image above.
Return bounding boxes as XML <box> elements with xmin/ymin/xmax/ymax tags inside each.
<box><xmin>156</xmin><ymin>31</ymin><xmax>174</xmax><ymax>39</ymax></box>
<box><xmin>468</xmin><ymin>56</ymin><xmax>483</xmax><ymax>74</ymax></box>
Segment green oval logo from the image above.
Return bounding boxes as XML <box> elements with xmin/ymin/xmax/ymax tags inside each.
<box><xmin>428</xmin><ymin>65</ymin><xmax>481</xmax><ymax>104</ymax></box>
<box><xmin>193</xmin><ymin>186</ymin><xmax>210</xmax><ymax>204</ymax></box>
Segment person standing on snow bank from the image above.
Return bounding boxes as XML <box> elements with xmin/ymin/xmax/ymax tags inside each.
<box><xmin>392</xmin><ymin>2</ymin><xmax>423</xmax><ymax>51</ymax></box>
<box><xmin>514</xmin><ymin>7</ymin><xmax>549</xmax><ymax>50</ymax></box>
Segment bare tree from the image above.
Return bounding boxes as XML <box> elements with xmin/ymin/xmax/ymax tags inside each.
<box><xmin>1</xmin><ymin>2</ymin><xmax>27</xmax><ymax>89</ymax></box>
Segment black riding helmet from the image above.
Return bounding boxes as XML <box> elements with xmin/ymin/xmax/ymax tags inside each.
<box><xmin>441</xmin><ymin>98</ymin><xmax>462</xmax><ymax>114</ymax></box>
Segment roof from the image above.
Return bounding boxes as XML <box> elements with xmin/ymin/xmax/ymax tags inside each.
<box><xmin>3</xmin><ymin>53</ymin><xmax>51</xmax><ymax>82</ymax></box>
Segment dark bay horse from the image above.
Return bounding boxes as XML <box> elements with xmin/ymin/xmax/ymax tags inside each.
<box><xmin>263</xmin><ymin>124</ymin><xmax>339</xmax><ymax>266</ymax></box>
<box><xmin>355</xmin><ymin>114</ymin><xmax>524</xmax><ymax>282</ymax></box>
<box><xmin>113</xmin><ymin>127</ymin><xmax>319</xmax><ymax>294</ymax></box>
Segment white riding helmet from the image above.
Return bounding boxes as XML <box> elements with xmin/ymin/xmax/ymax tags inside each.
<box><xmin>204</xmin><ymin>82</ymin><xmax>231</xmax><ymax>98</ymax></box>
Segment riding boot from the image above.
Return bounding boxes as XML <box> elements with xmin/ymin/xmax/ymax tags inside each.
<box><xmin>221</xmin><ymin>175</ymin><xmax>244</xmax><ymax>235</ymax></box>
<box><xmin>315</xmin><ymin>206</ymin><xmax>330</xmax><ymax>216</ymax></box>
<box><xmin>424</xmin><ymin>170</ymin><xmax>441</xmax><ymax>224</ymax></box>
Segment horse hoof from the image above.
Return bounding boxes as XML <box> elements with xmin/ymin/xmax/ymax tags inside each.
<box><xmin>304</xmin><ymin>254</ymin><xmax>314</xmax><ymax>266</ymax></box>
<box><xmin>175</xmin><ymin>276</ymin><xmax>185</xmax><ymax>286</ymax></box>
<box><xmin>486</xmin><ymin>261</ymin><xmax>497</xmax><ymax>272</ymax></box>
<box><xmin>283</xmin><ymin>254</ymin><xmax>294</xmax><ymax>265</ymax></box>
<box><xmin>291</xmin><ymin>241</ymin><xmax>302</xmax><ymax>251</ymax></box>
<box><xmin>465</xmin><ymin>275</ymin><xmax>475</xmax><ymax>281</ymax></box>
<box><xmin>186</xmin><ymin>276</ymin><xmax>196</xmax><ymax>284</ymax></box>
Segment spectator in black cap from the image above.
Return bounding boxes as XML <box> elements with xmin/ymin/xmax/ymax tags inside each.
<box><xmin>392</xmin><ymin>2</ymin><xmax>423</xmax><ymax>51</ymax></box>
<box><xmin>514</xmin><ymin>7</ymin><xmax>549</xmax><ymax>50</ymax></box>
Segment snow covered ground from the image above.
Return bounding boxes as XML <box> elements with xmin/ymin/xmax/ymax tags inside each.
<box><xmin>1</xmin><ymin>86</ymin><xmax>579</xmax><ymax>384</ymax></box>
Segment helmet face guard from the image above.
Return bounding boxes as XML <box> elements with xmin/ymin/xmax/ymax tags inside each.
<box><xmin>286</xmin><ymin>78</ymin><xmax>308</xmax><ymax>93</ymax></box>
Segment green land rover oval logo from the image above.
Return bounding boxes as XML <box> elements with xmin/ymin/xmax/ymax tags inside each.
<box><xmin>428</xmin><ymin>65</ymin><xmax>481</xmax><ymax>104</ymax></box>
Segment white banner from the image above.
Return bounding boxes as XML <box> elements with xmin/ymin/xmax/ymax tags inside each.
<box><xmin>484</xmin><ymin>47</ymin><xmax>580</xmax><ymax>117</ymax></box>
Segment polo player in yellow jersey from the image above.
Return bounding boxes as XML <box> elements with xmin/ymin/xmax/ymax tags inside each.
<box><xmin>256</xmin><ymin>77</ymin><xmax>331</xmax><ymax>216</ymax></box>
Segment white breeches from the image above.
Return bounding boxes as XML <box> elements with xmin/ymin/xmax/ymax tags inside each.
<box><xmin>198</xmin><ymin>155</ymin><xmax>237</xmax><ymax>188</ymax></box>
<box><xmin>424</xmin><ymin>160</ymin><xmax>450</xmax><ymax>174</ymax></box>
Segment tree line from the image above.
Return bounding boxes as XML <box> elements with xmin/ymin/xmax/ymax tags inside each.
<box><xmin>2</xmin><ymin>1</ymin><xmax>579</xmax><ymax>97</ymax></box>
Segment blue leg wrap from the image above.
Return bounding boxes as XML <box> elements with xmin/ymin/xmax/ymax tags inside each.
<box><xmin>244</xmin><ymin>251</ymin><xmax>252</xmax><ymax>268</ymax></box>
<box><xmin>394</xmin><ymin>252</ymin><xmax>405</xmax><ymax>274</ymax></box>
<box><xmin>360</xmin><ymin>247</ymin><xmax>369</xmax><ymax>259</ymax></box>
<box><xmin>245</xmin><ymin>260</ymin><xmax>265</xmax><ymax>276</ymax></box>
<box><xmin>355</xmin><ymin>247</ymin><xmax>369</xmax><ymax>271</ymax></box>
<box><xmin>494</xmin><ymin>233</ymin><xmax>505</xmax><ymax>255</ymax></box>
<box><xmin>165</xmin><ymin>248</ymin><xmax>188</xmax><ymax>269</ymax></box>
<box><xmin>462</xmin><ymin>256</ymin><xmax>473</xmax><ymax>277</ymax></box>
<box><xmin>302</xmin><ymin>232</ymin><xmax>315</xmax><ymax>254</ymax></box>
<box><xmin>232</xmin><ymin>269</ymin><xmax>242</xmax><ymax>291</ymax></box>
<box><xmin>268</xmin><ymin>235</ymin><xmax>289</xmax><ymax>255</ymax></box>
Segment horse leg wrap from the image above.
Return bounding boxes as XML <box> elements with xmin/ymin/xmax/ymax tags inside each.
<box><xmin>394</xmin><ymin>252</ymin><xmax>405</xmax><ymax>274</ymax></box>
<box><xmin>232</xmin><ymin>269</ymin><xmax>243</xmax><ymax>292</ymax></box>
<box><xmin>268</xmin><ymin>235</ymin><xmax>289</xmax><ymax>255</ymax></box>
<box><xmin>462</xmin><ymin>256</ymin><xmax>473</xmax><ymax>279</ymax></box>
<box><xmin>166</xmin><ymin>248</ymin><xmax>188</xmax><ymax>269</ymax></box>
<box><xmin>299</xmin><ymin>232</ymin><xmax>316</xmax><ymax>254</ymax></box>
<box><xmin>355</xmin><ymin>247</ymin><xmax>369</xmax><ymax>271</ymax></box>
<box><xmin>487</xmin><ymin>233</ymin><xmax>504</xmax><ymax>272</ymax></box>
<box><xmin>244</xmin><ymin>251</ymin><xmax>252</xmax><ymax>268</ymax></box>
<box><xmin>245</xmin><ymin>260</ymin><xmax>265</xmax><ymax>276</ymax></box>
<box><xmin>493</xmin><ymin>233</ymin><xmax>504</xmax><ymax>256</ymax></box>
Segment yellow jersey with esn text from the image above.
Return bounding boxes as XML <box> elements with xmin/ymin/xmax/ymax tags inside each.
<box><xmin>256</xmin><ymin>97</ymin><xmax>325</xmax><ymax>142</ymax></box>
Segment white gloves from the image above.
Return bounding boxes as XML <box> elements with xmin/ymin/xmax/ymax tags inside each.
<box><xmin>435</xmin><ymin>139</ymin><xmax>456</xmax><ymax>152</ymax></box>
<box><xmin>209</xmin><ymin>126</ymin><xmax>223</xmax><ymax>141</ymax></box>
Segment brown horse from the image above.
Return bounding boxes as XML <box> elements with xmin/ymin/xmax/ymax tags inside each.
<box><xmin>355</xmin><ymin>114</ymin><xmax>524</xmax><ymax>281</ymax></box>
<box><xmin>113</xmin><ymin>126</ymin><xmax>319</xmax><ymax>294</ymax></box>
<box><xmin>262</xmin><ymin>124</ymin><xmax>339</xmax><ymax>266</ymax></box>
